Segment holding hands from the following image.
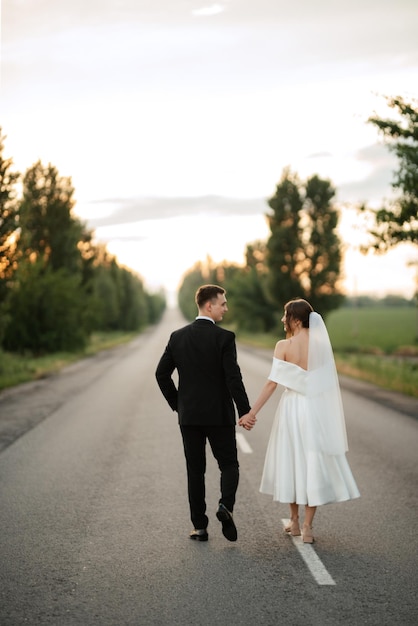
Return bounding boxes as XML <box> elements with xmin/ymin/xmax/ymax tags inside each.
<box><xmin>239</xmin><ymin>411</ymin><xmax>257</xmax><ymax>431</ymax></box>
<box><xmin>238</xmin><ymin>379</ymin><xmax>278</xmax><ymax>431</ymax></box>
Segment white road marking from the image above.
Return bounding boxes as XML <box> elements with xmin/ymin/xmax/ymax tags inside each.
<box><xmin>236</xmin><ymin>432</ymin><xmax>253</xmax><ymax>454</ymax></box>
<box><xmin>281</xmin><ymin>519</ymin><xmax>336</xmax><ymax>586</ymax></box>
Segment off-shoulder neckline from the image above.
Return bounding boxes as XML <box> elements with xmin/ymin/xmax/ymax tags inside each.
<box><xmin>272</xmin><ymin>356</ymin><xmax>308</xmax><ymax>372</ymax></box>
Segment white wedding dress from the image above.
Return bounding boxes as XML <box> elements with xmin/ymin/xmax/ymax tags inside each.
<box><xmin>259</xmin><ymin>313</ymin><xmax>360</xmax><ymax>507</ymax></box>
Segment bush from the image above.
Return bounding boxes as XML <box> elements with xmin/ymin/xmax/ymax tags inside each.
<box><xmin>4</xmin><ymin>262</ymin><xmax>89</xmax><ymax>353</ymax></box>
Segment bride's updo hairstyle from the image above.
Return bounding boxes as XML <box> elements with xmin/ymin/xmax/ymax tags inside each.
<box><xmin>284</xmin><ymin>298</ymin><xmax>314</xmax><ymax>329</ymax></box>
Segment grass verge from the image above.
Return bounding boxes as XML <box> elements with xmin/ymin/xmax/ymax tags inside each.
<box><xmin>0</xmin><ymin>331</ymin><xmax>139</xmax><ymax>392</ymax></box>
<box><xmin>335</xmin><ymin>353</ymin><xmax>418</xmax><ymax>398</ymax></box>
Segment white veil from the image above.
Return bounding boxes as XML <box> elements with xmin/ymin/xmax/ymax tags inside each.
<box><xmin>307</xmin><ymin>312</ymin><xmax>348</xmax><ymax>455</ymax></box>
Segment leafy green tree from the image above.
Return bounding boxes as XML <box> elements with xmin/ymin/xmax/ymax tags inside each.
<box><xmin>303</xmin><ymin>175</ymin><xmax>344</xmax><ymax>313</ymax></box>
<box><xmin>4</xmin><ymin>260</ymin><xmax>88</xmax><ymax>353</ymax></box>
<box><xmin>18</xmin><ymin>161</ymin><xmax>85</xmax><ymax>272</ymax></box>
<box><xmin>0</xmin><ymin>129</ymin><xmax>20</xmax><ymax>342</ymax></box>
<box><xmin>366</xmin><ymin>95</ymin><xmax>418</xmax><ymax>250</ymax></box>
<box><xmin>92</xmin><ymin>264</ymin><xmax>120</xmax><ymax>330</ymax></box>
<box><xmin>89</xmin><ymin>256</ymin><xmax>148</xmax><ymax>332</ymax></box>
<box><xmin>266</xmin><ymin>170</ymin><xmax>305</xmax><ymax>306</ymax></box>
<box><xmin>89</xmin><ymin>245</ymin><xmax>162</xmax><ymax>332</ymax></box>
<box><xmin>117</xmin><ymin>266</ymin><xmax>148</xmax><ymax>331</ymax></box>
<box><xmin>267</xmin><ymin>169</ymin><xmax>344</xmax><ymax>317</ymax></box>
<box><xmin>226</xmin><ymin>242</ymin><xmax>277</xmax><ymax>332</ymax></box>
<box><xmin>145</xmin><ymin>290</ymin><xmax>166</xmax><ymax>324</ymax></box>
<box><xmin>0</xmin><ymin>131</ymin><xmax>19</xmax><ymax>272</ymax></box>
<box><xmin>4</xmin><ymin>160</ymin><xmax>95</xmax><ymax>352</ymax></box>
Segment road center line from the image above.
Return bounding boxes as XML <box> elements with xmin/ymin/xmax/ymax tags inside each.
<box><xmin>281</xmin><ymin>519</ymin><xmax>336</xmax><ymax>586</ymax></box>
<box><xmin>236</xmin><ymin>432</ymin><xmax>253</xmax><ymax>454</ymax></box>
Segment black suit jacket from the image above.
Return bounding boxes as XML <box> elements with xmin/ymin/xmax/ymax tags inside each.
<box><xmin>155</xmin><ymin>319</ymin><xmax>251</xmax><ymax>426</ymax></box>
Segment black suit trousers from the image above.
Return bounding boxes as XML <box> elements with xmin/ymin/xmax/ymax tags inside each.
<box><xmin>180</xmin><ymin>425</ymin><xmax>239</xmax><ymax>530</ymax></box>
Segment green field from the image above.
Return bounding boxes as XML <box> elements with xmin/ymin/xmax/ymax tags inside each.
<box><xmin>326</xmin><ymin>306</ymin><xmax>418</xmax><ymax>397</ymax></box>
<box><xmin>326</xmin><ymin>306</ymin><xmax>417</xmax><ymax>355</ymax></box>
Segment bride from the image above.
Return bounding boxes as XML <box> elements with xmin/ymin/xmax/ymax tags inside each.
<box><xmin>239</xmin><ymin>298</ymin><xmax>360</xmax><ymax>543</ymax></box>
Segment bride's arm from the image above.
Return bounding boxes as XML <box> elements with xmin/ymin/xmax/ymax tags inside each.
<box><xmin>238</xmin><ymin>379</ymin><xmax>278</xmax><ymax>429</ymax></box>
<box><xmin>239</xmin><ymin>339</ymin><xmax>286</xmax><ymax>430</ymax></box>
<box><xmin>249</xmin><ymin>380</ymin><xmax>278</xmax><ymax>416</ymax></box>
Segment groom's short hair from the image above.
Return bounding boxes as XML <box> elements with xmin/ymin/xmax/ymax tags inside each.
<box><xmin>195</xmin><ymin>284</ymin><xmax>225</xmax><ymax>308</ymax></box>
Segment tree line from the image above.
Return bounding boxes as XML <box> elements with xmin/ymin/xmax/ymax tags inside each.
<box><xmin>178</xmin><ymin>96</ymin><xmax>418</xmax><ymax>331</ymax></box>
<box><xmin>1</xmin><ymin>95</ymin><xmax>415</xmax><ymax>350</ymax></box>
<box><xmin>0</xmin><ymin>134</ymin><xmax>166</xmax><ymax>354</ymax></box>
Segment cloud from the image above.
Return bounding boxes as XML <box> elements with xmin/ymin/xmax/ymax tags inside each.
<box><xmin>97</xmin><ymin>234</ymin><xmax>148</xmax><ymax>244</ymax></box>
<box><xmin>83</xmin><ymin>140</ymin><xmax>398</xmax><ymax>230</ymax></box>
<box><xmin>85</xmin><ymin>195</ymin><xmax>268</xmax><ymax>229</ymax></box>
<box><xmin>355</xmin><ymin>143</ymin><xmax>395</xmax><ymax>165</ymax></box>
<box><xmin>337</xmin><ymin>143</ymin><xmax>397</xmax><ymax>204</ymax></box>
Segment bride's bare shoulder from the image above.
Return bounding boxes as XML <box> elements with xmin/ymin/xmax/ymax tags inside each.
<box><xmin>274</xmin><ymin>338</ymin><xmax>289</xmax><ymax>360</ymax></box>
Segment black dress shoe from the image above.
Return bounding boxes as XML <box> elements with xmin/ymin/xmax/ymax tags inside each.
<box><xmin>190</xmin><ymin>529</ymin><xmax>208</xmax><ymax>541</ymax></box>
<box><xmin>216</xmin><ymin>503</ymin><xmax>237</xmax><ymax>542</ymax></box>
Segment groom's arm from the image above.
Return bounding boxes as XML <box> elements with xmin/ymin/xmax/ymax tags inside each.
<box><xmin>155</xmin><ymin>344</ymin><xmax>178</xmax><ymax>412</ymax></box>
<box><xmin>222</xmin><ymin>332</ymin><xmax>251</xmax><ymax>417</ymax></box>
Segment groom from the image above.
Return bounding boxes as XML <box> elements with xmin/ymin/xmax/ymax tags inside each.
<box><xmin>155</xmin><ymin>284</ymin><xmax>253</xmax><ymax>542</ymax></box>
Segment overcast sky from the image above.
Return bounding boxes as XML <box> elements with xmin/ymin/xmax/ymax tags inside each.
<box><xmin>2</xmin><ymin>0</ymin><xmax>417</xmax><ymax>299</ymax></box>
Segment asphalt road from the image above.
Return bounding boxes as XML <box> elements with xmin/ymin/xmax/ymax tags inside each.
<box><xmin>0</xmin><ymin>309</ymin><xmax>417</xmax><ymax>625</ymax></box>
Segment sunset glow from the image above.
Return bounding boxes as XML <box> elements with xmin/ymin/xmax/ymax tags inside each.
<box><xmin>2</xmin><ymin>1</ymin><xmax>417</xmax><ymax>300</ymax></box>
